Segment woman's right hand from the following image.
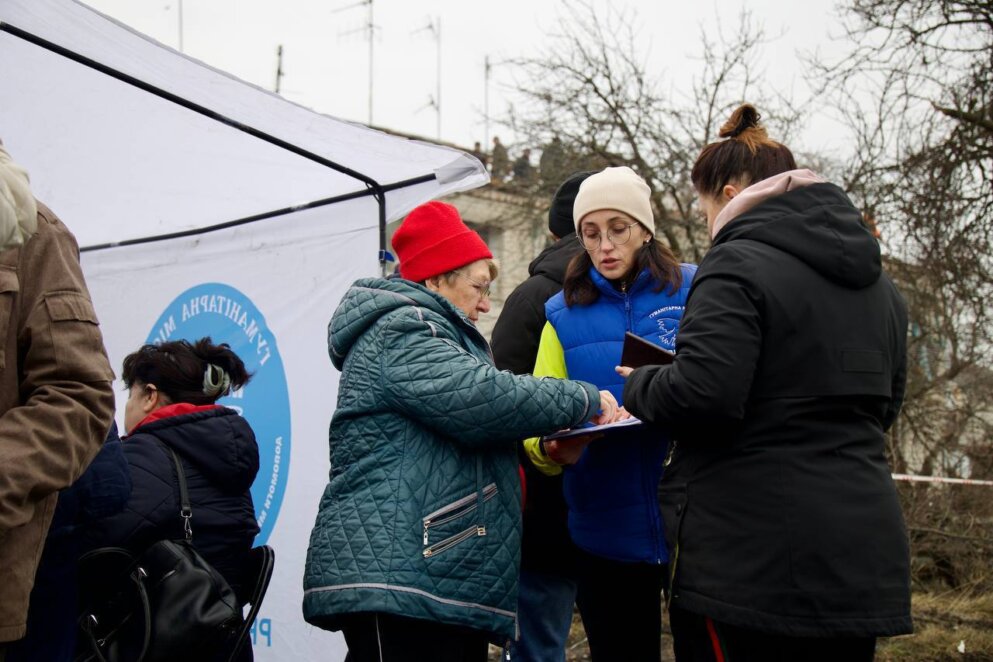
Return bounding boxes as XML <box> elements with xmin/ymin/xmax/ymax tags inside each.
<box><xmin>592</xmin><ymin>390</ymin><xmax>618</xmax><ymax>425</ymax></box>
<box><xmin>546</xmin><ymin>391</ymin><xmax>623</xmax><ymax>465</ymax></box>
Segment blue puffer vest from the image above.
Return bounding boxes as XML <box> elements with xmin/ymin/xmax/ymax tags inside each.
<box><xmin>546</xmin><ymin>264</ymin><xmax>696</xmax><ymax>563</ymax></box>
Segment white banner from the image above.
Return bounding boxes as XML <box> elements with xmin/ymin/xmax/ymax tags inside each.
<box><xmin>82</xmin><ymin>200</ymin><xmax>384</xmax><ymax>660</ymax></box>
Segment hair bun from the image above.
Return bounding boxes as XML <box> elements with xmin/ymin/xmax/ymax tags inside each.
<box><xmin>719</xmin><ymin>104</ymin><xmax>762</xmax><ymax>139</ymax></box>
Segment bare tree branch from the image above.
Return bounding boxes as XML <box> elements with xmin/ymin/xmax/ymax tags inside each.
<box><xmin>501</xmin><ymin>2</ymin><xmax>800</xmax><ymax>265</ymax></box>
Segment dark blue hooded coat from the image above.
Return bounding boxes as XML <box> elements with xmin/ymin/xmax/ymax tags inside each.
<box><xmin>87</xmin><ymin>408</ymin><xmax>260</xmax><ymax>600</ymax></box>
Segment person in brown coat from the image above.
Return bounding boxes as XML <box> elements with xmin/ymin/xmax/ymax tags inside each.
<box><xmin>0</xmin><ymin>143</ymin><xmax>115</xmax><ymax>657</ymax></box>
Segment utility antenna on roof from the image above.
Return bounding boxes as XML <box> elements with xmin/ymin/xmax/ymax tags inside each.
<box><xmin>274</xmin><ymin>44</ymin><xmax>284</xmax><ymax>94</ymax></box>
<box><xmin>484</xmin><ymin>55</ymin><xmax>490</xmax><ymax>148</ymax></box>
<box><xmin>334</xmin><ymin>0</ymin><xmax>376</xmax><ymax>125</ymax></box>
<box><xmin>412</xmin><ymin>17</ymin><xmax>441</xmax><ymax>140</ymax></box>
<box><xmin>164</xmin><ymin>1</ymin><xmax>184</xmax><ymax>52</ymax></box>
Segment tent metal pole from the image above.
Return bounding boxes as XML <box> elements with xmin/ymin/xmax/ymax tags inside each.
<box><xmin>376</xmin><ymin>191</ymin><xmax>388</xmax><ymax>277</ymax></box>
<box><xmin>79</xmin><ymin>173</ymin><xmax>436</xmax><ymax>252</ymax></box>
<box><xmin>0</xmin><ymin>24</ymin><xmax>378</xmax><ymax>189</ymax></box>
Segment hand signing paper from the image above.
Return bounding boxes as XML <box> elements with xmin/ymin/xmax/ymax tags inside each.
<box><xmin>591</xmin><ymin>389</ymin><xmax>619</xmax><ymax>425</ymax></box>
<box><xmin>543</xmin><ymin>391</ymin><xmax>629</xmax><ymax>465</ymax></box>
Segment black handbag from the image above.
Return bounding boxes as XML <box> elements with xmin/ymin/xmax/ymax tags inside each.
<box><xmin>78</xmin><ymin>446</ymin><xmax>243</xmax><ymax>662</ymax></box>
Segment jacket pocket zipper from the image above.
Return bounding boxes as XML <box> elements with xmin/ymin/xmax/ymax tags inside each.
<box><xmin>423</xmin><ymin>524</ymin><xmax>485</xmax><ymax>558</ymax></box>
<box><xmin>423</xmin><ymin>483</ymin><xmax>497</xmax><ymax>546</ymax></box>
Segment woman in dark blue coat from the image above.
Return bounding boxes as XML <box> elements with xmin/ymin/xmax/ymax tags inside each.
<box><xmin>87</xmin><ymin>338</ymin><xmax>260</xmax><ymax>660</ymax></box>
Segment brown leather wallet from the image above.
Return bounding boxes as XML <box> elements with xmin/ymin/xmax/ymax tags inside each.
<box><xmin>620</xmin><ymin>331</ymin><xmax>674</xmax><ymax>368</ymax></box>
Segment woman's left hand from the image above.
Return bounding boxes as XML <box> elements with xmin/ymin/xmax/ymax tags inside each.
<box><xmin>615</xmin><ymin>365</ymin><xmax>634</xmax><ymax>378</ymax></box>
<box><xmin>544</xmin><ymin>433</ymin><xmax>601</xmax><ymax>465</ymax></box>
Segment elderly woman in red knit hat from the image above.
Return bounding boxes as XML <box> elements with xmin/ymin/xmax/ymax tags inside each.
<box><xmin>303</xmin><ymin>201</ymin><xmax>619</xmax><ymax>661</ymax></box>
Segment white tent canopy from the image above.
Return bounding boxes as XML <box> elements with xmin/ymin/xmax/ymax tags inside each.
<box><xmin>0</xmin><ymin>1</ymin><xmax>487</xmax><ymax>659</ymax></box>
<box><xmin>0</xmin><ymin>0</ymin><xmax>486</xmax><ymax>249</ymax></box>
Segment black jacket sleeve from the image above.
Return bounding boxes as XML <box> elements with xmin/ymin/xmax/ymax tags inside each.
<box><xmin>77</xmin><ymin>422</ymin><xmax>132</xmax><ymax>523</ymax></box>
<box><xmin>84</xmin><ymin>436</ymin><xmax>179</xmax><ymax>552</ymax></box>
<box><xmin>491</xmin><ymin>276</ymin><xmax>556</xmax><ymax>374</ymax></box>
<box><xmin>624</xmin><ymin>247</ymin><xmax>764</xmax><ymax>437</ymax></box>
<box><xmin>882</xmin><ymin>281</ymin><xmax>909</xmax><ymax>431</ymax></box>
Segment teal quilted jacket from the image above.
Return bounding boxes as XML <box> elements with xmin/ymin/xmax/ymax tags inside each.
<box><xmin>303</xmin><ymin>277</ymin><xmax>600</xmax><ymax>642</ymax></box>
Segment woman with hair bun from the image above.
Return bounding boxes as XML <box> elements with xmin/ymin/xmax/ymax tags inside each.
<box><xmin>619</xmin><ymin>104</ymin><xmax>912</xmax><ymax>660</ymax></box>
<box><xmin>87</xmin><ymin>338</ymin><xmax>260</xmax><ymax>661</ymax></box>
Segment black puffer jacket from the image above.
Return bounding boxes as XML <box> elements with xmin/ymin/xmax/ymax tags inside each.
<box><xmin>88</xmin><ymin>408</ymin><xmax>260</xmax><ymax>598</ymax></box>
<box><xmin>492</xmin><ymin>234</ymin><xmax>582</xmax><ymax>374</ymax></box>
<box><xmin>624</xmin><ymin>183</ymin><xmax>912</xmax><ymax>637</ymax></box>
<box><xmin>491</xmin><ymin>234</ymin><xmax>583</xmax><ymax>574</ymax></box>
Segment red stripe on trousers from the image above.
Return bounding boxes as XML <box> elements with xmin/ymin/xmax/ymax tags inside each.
<box><xmin>705</xmin><ymin>617</ymin><xmax>726</xmax><ymax>662</ymax></box>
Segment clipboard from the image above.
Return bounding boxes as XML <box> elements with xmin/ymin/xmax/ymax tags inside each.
<box><xmin>544</xmin><ymin>417</ymin><xmax>643</xmax><ymax>441</ymax></box>
<box><xmin>620</xmin><ymin>331</ymin><xmax>674</xmax><ymax>368</ymax></box>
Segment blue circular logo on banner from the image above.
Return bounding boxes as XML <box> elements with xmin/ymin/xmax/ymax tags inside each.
<box><xmin>146</xmin><ymin>283</ymin><xmax>290</xmax><ymax>545</ymax></box>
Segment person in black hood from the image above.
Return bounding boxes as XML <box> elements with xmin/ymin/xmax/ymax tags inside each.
<box><xmin>617</xmin><ymin>104</ymin><xmax>911</xmax><ymax>661</ymax></box>
<box><xmin>86</xmin><ymin>338</ymin><xmax>261</xmax><ymax>661</ymax></box>
<box><xmin>490</xmin><ymin>171</ymin><xmax>590</xmax><ymax>662</ymax></box>
<box><xmin>492</xmin><ymin>171</ymin><xmax>591</xmax><ymax>373</ymax></box>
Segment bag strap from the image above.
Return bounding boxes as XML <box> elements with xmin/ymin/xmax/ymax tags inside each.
<box><xmin>81</xmin><ymin>565</ymin><xmax>153</xmax><ymax>662</ymax></box>
<box><xmin>165</xmin><ymin>446</ymin><xmax>194</xmax><ymax>542</ymax></box>
<box><xmin>131</xmin><ymin>569</ymin><xmax>153</xmax><ymax>662</ymax></box>
<box><xmin>224</xmin><ymin>545</ymin><xmax>275</xmax><ymax>662</ymax></box>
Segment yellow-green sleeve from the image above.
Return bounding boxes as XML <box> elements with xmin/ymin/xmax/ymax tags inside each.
<box><xmin>524</xmin><ymin>322</ymin><xmax>568</xmax><ymax>476</ymax></box>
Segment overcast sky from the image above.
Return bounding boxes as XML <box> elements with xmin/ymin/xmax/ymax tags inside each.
<box><xmin>80</xmin><ymin>0</ymin><xmax>851</xmax><ymax>157</ymax></box>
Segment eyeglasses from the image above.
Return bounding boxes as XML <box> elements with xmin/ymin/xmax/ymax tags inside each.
<box><xmin>578</xmin><ymin>223</ymin><xmax>639</xmax><ymax>250</ymax></box>
<box><xmin>456</xmin><ymin>271</ymin><xmax>492</xmax><ymax>299</ymax></box>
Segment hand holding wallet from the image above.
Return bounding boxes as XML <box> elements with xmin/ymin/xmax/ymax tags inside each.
<box><xmin>619</xmin><ymin>331</ymin><xmax>674</xmax><ymax>368</ymax></box>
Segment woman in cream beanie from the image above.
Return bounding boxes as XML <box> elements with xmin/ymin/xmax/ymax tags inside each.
<box><xmin>521</xmin><ymin>165</ymin><xmax>697</xmax><ymax>660</ymax></box>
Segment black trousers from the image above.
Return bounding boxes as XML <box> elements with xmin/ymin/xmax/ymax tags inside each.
<box><xmin>668</xmin><ymin>605</ymin><xmax>877</xmax><ymax>662</ymax></box>
<box><xmin>575</xmin><ymin>548</ymin><xmax>668</xmax><ymax>661</ymax></box>
<box><xmin>340</xmin><ymin>612</ymin><xmax>490</xmax><ymax>662</ymax></box>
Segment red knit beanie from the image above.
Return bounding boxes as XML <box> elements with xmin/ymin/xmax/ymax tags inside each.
<box><xmin>392</xmin><ymin>201</ymin><xmax>493</xmax><ymax>283</ymax></box>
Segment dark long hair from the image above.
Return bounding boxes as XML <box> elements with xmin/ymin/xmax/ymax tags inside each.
<box><xmin>122</xmin><ymin>337</ymin><xmax>252</xmax><ymax>405</ymax></box>
<box><xmin>562</xmin><ymin>239</ymin><xmax>683</xmax><ymax>306</ymax></box>
<box><xmin>691</xmin><ymin>103</ymin><xmax>797</xmax><ymax>197</ymax></box>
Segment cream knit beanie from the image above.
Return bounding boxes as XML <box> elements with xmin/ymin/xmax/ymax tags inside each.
<box><xmin>572</xmin><ymin>166</ymin><xmax>654</xmax><ymax>236</ymax></box>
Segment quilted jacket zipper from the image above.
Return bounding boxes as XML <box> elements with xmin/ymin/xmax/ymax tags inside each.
<box><xmin>422</xmin><ymin>483</ymin><xmax>498</xmax><ymax>546</ymax></box>
<box><xmin>423</xmin><ymin>524</ymin><xmax>481</xmax><ymax>558</ymax></box>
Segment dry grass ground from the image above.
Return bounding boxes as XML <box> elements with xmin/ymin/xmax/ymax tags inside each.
<box><xmin>877</xmin><ymin>592</ymin><xmax>993</xmax><ymax>661</ymax></box>
<box><xmin>488</xmin><ymin>591</ymin><xmax>993</xmax><ymax>660</ymax></box>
